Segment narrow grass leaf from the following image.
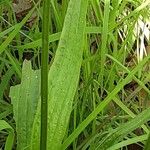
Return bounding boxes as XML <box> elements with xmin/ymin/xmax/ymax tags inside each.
<box><xmin>0</xmin><ymin>3</ymin><xmax>39</xmax><ymax>55</ymax></box>
<box><xmin>99</xmin><ymin>0</ymin><xmax>110</xmax><ymax>88</ymax></box>
<box><xmin>62</xmin><ymin>55</ymin><xmax>150</xmax><ymax>149</ymax></box>
<box><xmin>110</xmin><ymin>0</ymin><xmax>150</xmax><ymax>31</ymax></box>
<box><xmin>16</xmin><ymin>27</ymin><xmax>101</xmax><ymax>50</ymax></box>
<box><xmin>144</xmin><ymin>133</ymin><xmax>150</xmax><ymax>150</ymax></box>
<box><xmin>0</xmin><ymin>67</ymin><xmax>14</xmax><ymax>99</ymax></box>
<box><xmin>97</xmin><ymin>107</ymin><xmax>150</xmax><ymax>149</ymax></box>
<box><xmin>17</xmin><ymin>32</ymin><xmax>61</xmax><ymax>49</ymax></box>
<box><xmin>0</xmin><ymin>120</ymin><xmax>14</xmax><ymax>150</ymax></box>
<box><xmin>108</xmin><ymin>134</ymin><xmax>148</xmax><ymax>150</ymax></box>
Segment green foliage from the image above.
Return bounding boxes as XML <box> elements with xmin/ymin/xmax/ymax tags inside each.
<box><xmin>32</xmin><ymin>0</ymin><xmax>88</xmax><ymax>149</ymax></box>
<box><xmin>40</xmin><ymin>0</ymin><xmax>50</xmax><ymax>148</ymax></box>
<box><xmin>0</xmin><ymin>0</ymin><xmax>10</xmax><ymax>5</ymax></box>
<box><xmin>10</xmin><ymin>61</ymin><xmax>40</xmax><ymax>150</ymax></box>
<box><xmin>145</xmin><ymin>133</ymin><xmax>150</xmax><ymax>150</ymax></box>
<box><xmin>0</xmin><ymin>120</ymin><xmax>14</xmax><ymax>150</ymax></box>
<box><xmin>62</xmin><ymin>55</ymin><xmax>150</xmax><ymax>149</ymax></box>
<box><xmin>0</xmin><ymin>68</ymin><xmax>14</xmax><ymax>100</ymax></box>
<box><xmin>0</xmin><ymin>0</ymin><xmax>150</xmax><ymax>149</ymax></box>
<box><xmin>98</xmin><ymin>107</ymin><xmax>150</xmax><ymax>149</ymax></box>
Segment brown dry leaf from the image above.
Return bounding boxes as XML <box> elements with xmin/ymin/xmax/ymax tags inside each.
<box><xmin>146</xmin><ymin>45</ymin><xmax>150</xmax><ymax>55</ymax></box>
<box><xmin>13</xmin><ymin>0</ymin><xmax>37</xmax><ymax>27</ymax></box>
<box><xmin>138</xmin><ymin>89</ymin><xmax>150</xmax><ymax>109</ymax></box>
<box><xmin>13</xmin><ymin>0</ymin><xmax>32</xmax><ymax>15</ymax></box>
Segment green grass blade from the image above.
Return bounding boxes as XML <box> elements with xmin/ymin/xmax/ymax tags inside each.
<box><xmin>0</xmin><ymin>5</ymin><xmax>38</xmax><ymax>55</ymax></box>
<box><xmin>108</xmin><ymin>134</ymin><xmax>148</xmax><ymax>150</ymax></box>
<box><xmin>99</xmin><ymin>0</ymin><xmax>110</xmax><ymax>89</ymax></box>
<box><xmin>40</xmin><ymin>0</ymin><xmax>50</xmax><ymax>149</ymax></box>
<box><xmin>112</xmin><ymin>96</ymin><xmax>149</xmax><ymax>134</ymax></box>
<box><xmin>106</xmin><ymin>54</ymin><xmax>150</xmax><ymax>96</ymax></box>
<box><xmin>62</xmin><ymin>55</ymin><xmax>150</xmax><ymax>149</ymax></box>
<box><xmin>110</xmin><ymin>0</ymin><xmax>150</xmax><ymax>31</ymax></box>
<box><xmin>5</xmin><ymin>51</ymin><xmax>22</xmax><ymax>78</ymax></box>
<box><xmin>0</xmin><ymin>67</ymin><xmax>14</xmax><ymax>99</ymax></box>
<box><xmin>144</xmin><ymin>133</ymin><xmax>150</xmax><ymax>150</ymax></box>
<box><xmin>16</xmin><ymin>27</ymin><xmax>101</xmax><ymax>50</ymax></box>
<box><xmin>0</xmin><ymin>25</ymin><xmax>15</xmax><ymax>38</ymax></box>
<box><xmin>0</xmin><ymin>120</ymin><xmax>14</xmax><ymax>150</ymax></box>
<box><xmin>17</xmin><ymin>32</ymin><xmax>61</xmax><ymax>50</ymax></box>
<box><xmin>97</xmin><ymin>107</ymin><xmax>150</xmax><ymax>149</ymax></box>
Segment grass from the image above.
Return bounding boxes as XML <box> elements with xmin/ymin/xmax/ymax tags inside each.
<box><xmin>0</xmin><ymin>0</ymin><xmax>150</xmax><ymax>150</ymax></box>
<box><xmin>40</xmin><ymin>0</ymin><xmax>50</xmax><ymax>148</ymax></box>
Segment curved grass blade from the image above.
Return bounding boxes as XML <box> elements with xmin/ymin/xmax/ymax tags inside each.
<box><xmin>0</xmin><ymin>120</ymin><xmax>14</xmax><ymax>150</ymax></box>
<box><xmin>62</xmin><ymin>55</ymin><xmax>150</xmax><ymax>149</ymax></box>
<box><xmin>17</xmin><ymin>32</ymin><xmax>61</xmax><ymax>50</ymax></box>
<box><xmin>96</xmin><ymin>107</ymin><xmax>150</xmax><ymax>149</ymax></box>
<box><xmin>108</xmin><ymin>134</ymin><xmax>148</xmax><ymax>150</ymax></box>
<box><xmin>0</xmin><ymin>4</ymin><xmax>38</xmax><ymax>55</ymax></box>
<box><xmin>16</xmin><ymin>27</ymin><xmax>101</xmax><ymax>50</ymax></box>
<box><xmin>144</xmin><ymin>132</ymin><xmax>150</xmax><ymax>150</ymax></box>
<box><xmin>0</xmin><ymin>67</ymin><xmax>14</xmax><ymax>100</ymax></box>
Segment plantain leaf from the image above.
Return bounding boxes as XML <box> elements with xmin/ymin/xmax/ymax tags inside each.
<box><xmin>31</xmin><ymin>0</ymin><xmax>88</xmax><ymax>149</ymax></box>
<box><xmin>10</xmin><ymin>60</ymin><xmax>40</xmax><ymax>150</ymax></box>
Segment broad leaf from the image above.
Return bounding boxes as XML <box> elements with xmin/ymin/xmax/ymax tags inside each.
<box><xmin>10</xmin><ymin>60</ymin><xmax>40</xmax><ymax>150</ymax></box>
<box><xmin>31</xmin><ymin>0</ymin><xmax>88</xmax><ymax>149</ymax></box>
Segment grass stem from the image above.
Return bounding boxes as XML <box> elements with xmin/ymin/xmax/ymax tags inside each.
<box><xmin>41</xmin><ymin>0</ymin><xmax>50</xmax><ymax>149</ymax></box>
